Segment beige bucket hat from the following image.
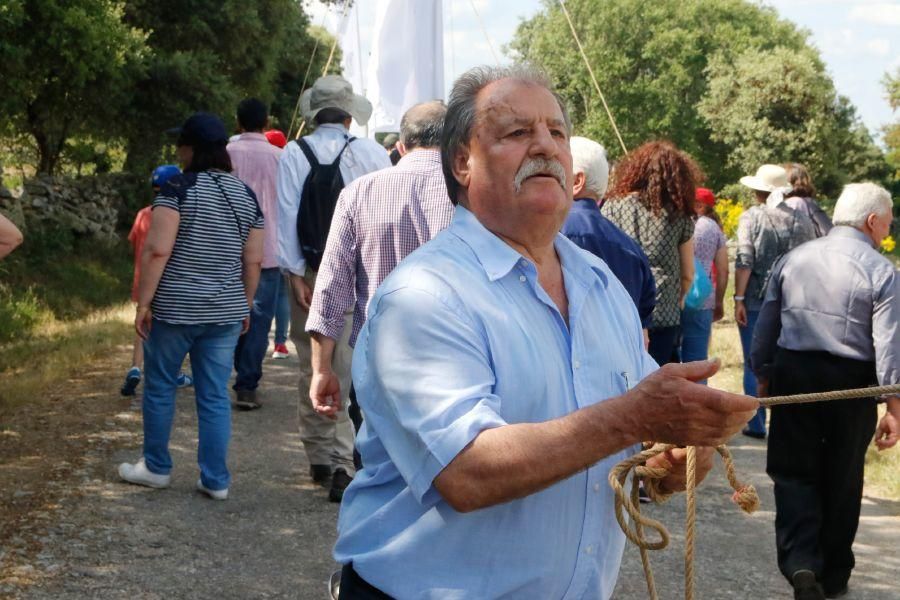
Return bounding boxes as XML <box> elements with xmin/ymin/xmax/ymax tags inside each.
<box><xmin>739</xmin><ymin>164</ymin><xmax>792</xmax><ymax>194</ymax></box>
<box><xmin>301</xmin><ymin>75</ymin><xmax>373</xmax><ymax>125</ymax></box>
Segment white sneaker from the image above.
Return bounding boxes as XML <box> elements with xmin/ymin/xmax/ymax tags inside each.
<box><xmin>196</xmin><ymin>479</ymin><xmax>228</xmax><ymax>500</ymax></box>
<box><xmin>118</xmin><ymin>458</ymin><xmax>170</xmax><ymax>489</ymax></box>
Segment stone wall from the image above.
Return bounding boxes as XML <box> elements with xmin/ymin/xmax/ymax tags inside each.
<box><xmin>0</xmin><ymin>174</ymin><xmax>147</xmax><ymax>243</ymax></box>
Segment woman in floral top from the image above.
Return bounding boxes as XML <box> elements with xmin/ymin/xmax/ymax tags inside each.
<box><xmin>602</xmin><ymin>141</ymin><xmax>700</xmax><ymax>366</ymax></box>
<box><xmin>735</xmin><ymin>164</ymin><xmax>816</xmax><ymax>438</ymax></box>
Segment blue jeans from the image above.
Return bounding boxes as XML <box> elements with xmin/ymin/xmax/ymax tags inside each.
<box><xmin>234</xmin><ymin>268</ymin><xmax>281</xmax><ymax>391</ymax></box>
<box><xmin>738</xmin><ymin>308</ymin><xmax>766</xmax><ymax>434</ymax></box>
<box><xmin>142</xmin><ymin>320</ymin><xmax>242</xmax><ymax>491</ymax></box>
<box><xmin>680</xmin><ymin>308</ymin><xmax>713</xmax><ymax>384</ymax></box>
<box><xmin>274</xmin><ymin>274</ymin><xmax>290</xmax><ymax>345</ymax></box>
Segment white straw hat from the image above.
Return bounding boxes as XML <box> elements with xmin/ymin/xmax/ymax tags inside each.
<box><xmin>301</xmin><ymin>75</ymin><xmax>373</xmax><ymax>126</ymax></box>
<box><xmin>739</xmin><ymin>164</ymin><xmax>792</xmax><ymax>194</ymax></box>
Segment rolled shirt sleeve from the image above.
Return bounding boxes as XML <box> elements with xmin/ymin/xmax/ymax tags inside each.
<box><xmin>873</xmin><ymin>268</ymin><xmax>900</xmax><ymax>387</ymax></box>
<box><xmin>357</xmin><ymin>286</ymin><xmax>507</xmax><ymax>504</ymax></box>
<box><xmin>735</xmin><ymin>210</ymin><xmax>755</xmax><ymax>270</ymax></box>
<box><xmin>305</xmin><ymin>187</ymin><xmax>358</xmax><ymax>341</ymax></box>
<box><xmin>275</xmin><ymin>144</ymin><xmax>308</xmax><ymax>276</ymax></box>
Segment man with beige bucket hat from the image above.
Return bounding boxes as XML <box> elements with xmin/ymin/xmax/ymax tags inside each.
<box><xmin>276</xmin><ymin>75</ymin><xmax>390</xmax><ymax>502</ymax></box>
<box><xmin>734</xmin><ymin>164</ymin><xmax>816</xmax><ymax>439</ymax></box>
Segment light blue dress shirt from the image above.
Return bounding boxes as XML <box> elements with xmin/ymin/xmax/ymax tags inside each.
<box><xmin>335</xmin><ymin>206</ymin><xmax>657</xmax><ymax>599</ymax></box>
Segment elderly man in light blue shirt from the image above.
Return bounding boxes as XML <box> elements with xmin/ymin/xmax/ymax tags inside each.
<box><xmin>321</xmin><ymin>65</ymin><xmax>757</xmax><ymax>599</ymax></box>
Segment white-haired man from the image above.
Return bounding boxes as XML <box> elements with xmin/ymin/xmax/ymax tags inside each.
<box><xmin>560</xmin><ymin>136</ymin><xmax>656</xmax><ymax>346</ymax></box>
<box><xmin>752</xmin><ymin>182</ymin><xmax>899</xmax><ymax>600</ymax></box>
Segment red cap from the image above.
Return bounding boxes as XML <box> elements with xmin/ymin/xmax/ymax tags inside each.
<box><xmin>265</xmin><ymin>129</ymin><xmax>287</xmax><ymax>148</ymax></box>
<box><xmin>695</xmin><ymin>187</ymin><xmax>716</xmax><ymax>207</ymax></box>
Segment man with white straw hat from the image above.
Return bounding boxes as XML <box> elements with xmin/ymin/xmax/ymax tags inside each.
<box><xmin>276</xmin><ymin>75</ymin><xmax>390</xmax><ymax>502</ymax></box>
<box><xmin>734</xmin><ymin>163</ymin><xmax>815</xmax><ymax>439</ymax></box>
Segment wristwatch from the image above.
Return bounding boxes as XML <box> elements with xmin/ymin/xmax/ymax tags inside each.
<box><xmin>733</xmin><ymin>295</ymin><xmax>745</xmax><ymax>302</ymax></box>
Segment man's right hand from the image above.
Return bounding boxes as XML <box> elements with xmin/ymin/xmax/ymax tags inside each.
<box><xmin>629</xmin><ymin>359</ymin><xmax>758</xmax><ymax>447</ymax></box>
<box><xmin>290</xmin><ymin>274</ymin><xmax>313</xmax><ymax>310</ymax></box>
<box><xmin>310</xmin><ymin>371</ymin><xmax>342</xmax><ymax>420</ymax></box>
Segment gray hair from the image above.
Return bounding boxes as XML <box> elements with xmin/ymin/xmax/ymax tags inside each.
<box><xmin>400</xmin><ymin>101</ymin><xmax>447</xmax><ymax>150</ymax></box>
<box><xmin>570</xmin><ymin>136</ymin><xmax>609</xmax><ymax>197</ymax></box>
<box><xmin>440</xmin><ymin>64</ymin><xmax>572</xmax><ymax>205</ymax></box>
<box><xmin>832</xmin><ymin>182</ymin><xmax>892</xmax><ymax>229</ymax></box>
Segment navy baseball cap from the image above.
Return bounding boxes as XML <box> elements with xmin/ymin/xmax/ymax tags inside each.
<box><xmin>151</xmin><ymin>164</ymin><xmax>181</xmax><ymax>188</ymax></box>
<box><xmin>168</xmin><ymin>112</ymin><xmax>229</xmax><ymax>147</ymax></box>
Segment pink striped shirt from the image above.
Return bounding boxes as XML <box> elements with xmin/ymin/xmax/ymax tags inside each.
<box><xmin>227</xmin><ymin>132</ymin><xmax>282</xmax><ymax>268</ymax></box>
<box><xmin>306</xmin><ymin>149</ymin><xmax>453</xmax><ymax>346</ymax></box>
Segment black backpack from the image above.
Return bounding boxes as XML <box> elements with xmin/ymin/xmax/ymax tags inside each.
<box><xmin>295</xmin><ymin>136</ymin><xmax>355</xmax><ymax>271</ymax></box>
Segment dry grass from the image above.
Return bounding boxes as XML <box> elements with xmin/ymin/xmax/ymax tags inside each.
<box><xmin>0</xmin><ymin>303</ymin><xmax>133</xmax><ymax>413</ymax></box>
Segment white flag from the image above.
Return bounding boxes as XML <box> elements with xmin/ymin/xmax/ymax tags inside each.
<box><xmin>366</xmin><ymin>0</ymin><xmax>444</xmax><ymax>134</ymax></box>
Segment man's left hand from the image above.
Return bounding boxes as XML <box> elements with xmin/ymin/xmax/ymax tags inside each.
<box><xmin>310</xmin><ymin>370</ymin><xmax>342</xmax><ymax>419</ymax></box>
<box><xmin>648</xmin><ymin>446</ymin><xmax>715</xmax><ymax>494</ymax></box>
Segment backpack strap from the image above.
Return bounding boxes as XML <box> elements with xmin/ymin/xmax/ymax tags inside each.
<box><xmin>296</xmin><ymin>138</ymin><xmax>319</xmax><ymax>168</ymax></box>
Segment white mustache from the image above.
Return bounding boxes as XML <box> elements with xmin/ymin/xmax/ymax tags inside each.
<box><xmin>513</xmin><ymin>158</ymin><xmax>567</xmax><ymax>193</ymax></box>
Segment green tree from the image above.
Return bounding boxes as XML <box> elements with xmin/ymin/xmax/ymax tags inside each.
<box><xmin>884</xmin><ymin>69</ymin><xmax>900</xmax><ymax>198</ymax></box>
<box><xmin>509</xmin><ymin>0</ymin><xmax>810</xmax><ymax>186</ymax></box>
<box><xmin>509</xmin><ymin>0</ymin><xmax>889</xmax><ymax>196</ymax></box>
<box><xmin>118</xmin><ymin>0</ymin><xmax>334</xmax><ymax>175</ymax></box>
<box><xmin>0</xmin><ymin>0</ymin><xmax>145</xmax><ymax>174</ymax></box>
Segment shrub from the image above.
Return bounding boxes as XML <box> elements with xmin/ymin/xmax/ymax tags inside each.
<box><xmin>715</xmin><ymin>198</ymin><xmax>744</xmax><ymax>240</ymax></box>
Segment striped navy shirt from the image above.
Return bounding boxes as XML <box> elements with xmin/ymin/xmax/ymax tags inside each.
<box><xmin>151</xmin><ymin>171</ymin><xmax>264</xmax><ymax>325</ymax></box>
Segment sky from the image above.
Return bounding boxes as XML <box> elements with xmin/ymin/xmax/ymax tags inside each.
<box><xmin>305</xmin><ymin>0</ymin><xmax>900</xmax><ymax>140</ymax></box>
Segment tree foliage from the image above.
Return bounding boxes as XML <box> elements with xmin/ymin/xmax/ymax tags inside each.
<box><xmin>510</xmin><ymin>0</ymin><xmax>889</xmax><ymax>197</ymax></box>
<box><xmin>884</xmin><ymin>68</ymin><xmax>900</xmax><ymax>200</ymax></box>
<box><xmin>0</xmin><ymin>0</ymin><xmax>335</xmax><ymax>175</ymax></box>
<box><xmin>0</xmin><ymin>0</ymin><xmax>145</xmax><ymax>174</ymax></box>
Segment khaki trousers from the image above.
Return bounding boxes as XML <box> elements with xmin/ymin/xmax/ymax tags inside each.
<box><xmin>289</xmin><ymin>269</ymin><xmax>355</xmax><ymax>475</ymax></box>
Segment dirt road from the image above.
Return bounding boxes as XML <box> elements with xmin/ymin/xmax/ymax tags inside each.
<box><xmin>1</xmin><ymin>339</ymin><xmax>898</xmax><ymax>599</ymax></box>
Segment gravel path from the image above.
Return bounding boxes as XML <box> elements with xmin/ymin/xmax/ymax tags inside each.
<box><xmin>1</xmin><ymin>339</ymin><xmax>898</xmax><ymax>599</ymax></box>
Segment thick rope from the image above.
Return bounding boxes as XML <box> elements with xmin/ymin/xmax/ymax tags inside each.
<box><xmin>292</xmin><ymin>0</ymin><xmax>351</xmax><ymax>140</ymax></box>
<box><xmin>760</xmin><ymin>384</ymin><xmax>900</xmax><ymax>407</ymax></box>
<box><xmin>684</xmin><ymin>446</ymin><xmax>696</xmax><ymax>600</ymax></box>
<box><xmin>611</xmin><ymin>383</ymin><xmax>898</xmax><ymax>599</ymax></box>
<box><xmin>467</xmin><ymin>0</ymin><xmax>501</xmax><ymax>66</ymax></box>
<box><xmin>556</xmin><ymin>0</ymin><xmax>629</xmax><ymax>155</ymax></box>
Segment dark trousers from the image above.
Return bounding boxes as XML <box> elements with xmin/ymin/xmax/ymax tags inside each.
<box><xmin>766</xmin><ymin>347</ymin><xmax>878</xmax><ymax>593</ymax></box>
<box><xmin>233</xmin><ymin>268</ymin><xmax>282</xmax><ymax>391</ymax></box>
<box><xmin>339</xmin><ymin>563</ymin><xmax>393</xmax><ymax>599</ymax></box>
<box><xmin>647</xmin><ymin>325</ymin><xmax>680</xmax><ymax>366</ymax></box>
<box><xmin>349</xmin><ymin>384</ymin><xmax>363</xmax><ymax>470</ymax></box>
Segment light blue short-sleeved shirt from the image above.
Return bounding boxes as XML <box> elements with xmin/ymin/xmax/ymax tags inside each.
<box><xmin>335</xmin><ymin>206</ymin><xmax>657</xmax><ymax>599</ymax></box>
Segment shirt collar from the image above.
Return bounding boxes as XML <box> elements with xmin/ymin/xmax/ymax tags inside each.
<box><xmin>397</xmin><ymin>148</ymin><xmax>442</xmax><ymax>168</ymax></box>
<box><xmin>316</xmin><ymin>123</ymin><xmax>350</xmax><ymax>135</ymax></box>
<box><xmin>829</xmin><ymin>225</ymin><xmax>877</xmax><ymax>248</ymax></box>
<box><xmin>449</xmin><ymin>205</ymin><xmax>608</xmax><ymax>289</ymax></box>
<box><xmin>572</xmin><ymin>197</ymin><xmax>600</xmax><ymax>211</ymax></box>
<box><xmin>237</xmin><ymin>132</ymin><xmax>268</xmax><ymax>142</ymax></box>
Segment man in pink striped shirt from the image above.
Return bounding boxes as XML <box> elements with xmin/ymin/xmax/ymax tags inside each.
<box><xmin>227</xmin><ymin>98</ymin><xmax>284</xmax><ymax>410</ymax></box>
<box><xmin>306</xmin><ymin>101</ymin><xmax>453</xmax><ymax>464</ymax></box>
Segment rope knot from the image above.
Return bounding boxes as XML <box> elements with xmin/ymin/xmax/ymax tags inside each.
<box><xmin>731</xmin><ymin>484</ymin><xmax>760</xmax><ymax>514</ymax></box>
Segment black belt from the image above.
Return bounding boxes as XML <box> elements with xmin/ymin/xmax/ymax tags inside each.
<box><xmin>339</xmin><ymin>563</ymin><xmax>393</xmax><ymax>599</ymax></box>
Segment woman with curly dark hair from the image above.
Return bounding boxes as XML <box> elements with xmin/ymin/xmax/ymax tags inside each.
<box><xmin>602</xmin><ymin>140</ymin><xmax>699</xmax><ymax>365</ymax></box>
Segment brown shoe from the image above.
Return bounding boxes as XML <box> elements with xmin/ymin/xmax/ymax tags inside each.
<box><xmin>329</xmin><ymin>468</ymin><xmax>353</xmax><ymax>502</ymax></box>
<box><xmin>235</xmin><ymin>390</ymin><xmax>261</xmax><ymax>411</ymax></box>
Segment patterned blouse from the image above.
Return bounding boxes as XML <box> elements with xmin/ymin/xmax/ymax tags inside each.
<box><xmin>602</xmin><ymin>194</ymin><xmax>694</xmax><ymax>328</ymax></box>
<box><xmin>735</xmin><ymin>202</ymin><xmax>816</xmax><ymax>311</ymax></box>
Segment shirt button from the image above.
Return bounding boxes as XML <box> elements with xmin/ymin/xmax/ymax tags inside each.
<box><xmin>520</xmin><ymin>259</ymin><xmax>527</xmax><ymax>266</ymax></box>
<box><xmin>585</xmin><ymin>545</ymin><xmax>593</xmax><ymax>555</ymax></box>
<box><xmin>574</xmin><ymin>360</ymin><xmax>581</xmax><ymax>369</ymax></box>
<box><xmin>593</xmin><ymin>483</ymin><xmax>600</xmax><ymax>493</ymax></box>
<box><xmin>519</xmin><ymin>275</ymin><xmax>527</xmax><ymax>283</ymax></box>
